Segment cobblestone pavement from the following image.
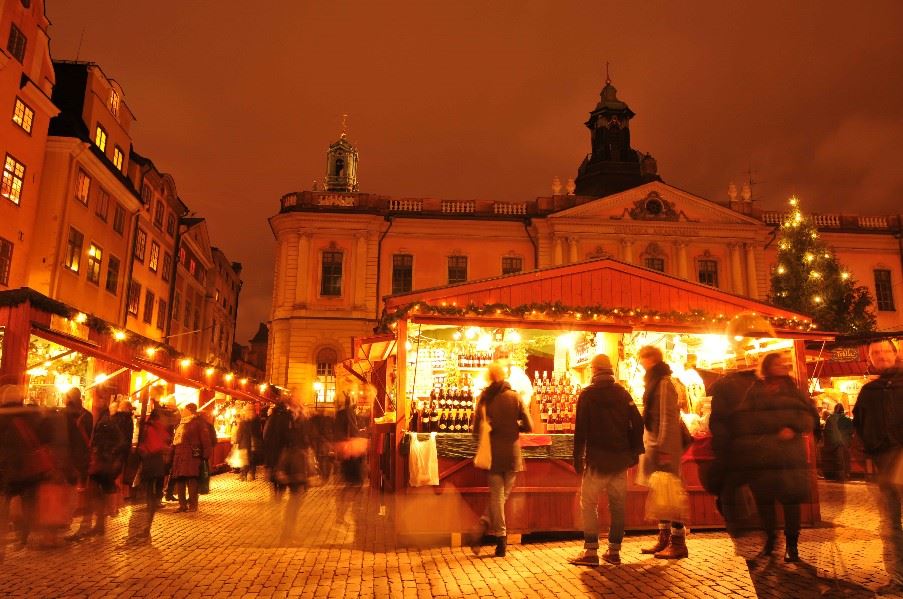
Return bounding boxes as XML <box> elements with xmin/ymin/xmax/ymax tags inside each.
<box><xmin>0</xmin><ymin>477</ymin><xmax>895</xmax><ymax>598</ymax></box>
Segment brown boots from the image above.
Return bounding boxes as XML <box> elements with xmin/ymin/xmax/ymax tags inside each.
<box><xmin>641</xmin><ymin>526</ymin><xmax>688</xmax><ymax>559</ymax></box>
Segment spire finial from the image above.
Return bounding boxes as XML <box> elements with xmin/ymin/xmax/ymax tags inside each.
<box><xmin>340</xmin><ymin>113</ymin><xmax>348</xmax><ymax>138</ymax></box>
<box><xmin>605</xmin><ymin>61</ymin><xmax>611</xmax><ymax>85</ymax></box>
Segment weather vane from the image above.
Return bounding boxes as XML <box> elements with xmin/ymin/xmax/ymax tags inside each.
<box><xmin>341</xmin><ymin>113</ymin><xmax>348</xmax><ymax>138</ymax></box>
<box><xmin>605</xmin><ymin>61</ymin><xmax>611</xmax><ymax>85</ymax></box>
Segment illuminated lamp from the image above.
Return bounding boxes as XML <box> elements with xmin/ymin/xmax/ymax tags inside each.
<box><xmin>145</xmin><ymin>347</ymin><xmax>158</xmax><ymax>357</ymax></box>
<box><xmin>224</xmin><ymin>373</ymin><xmax>234</xmax><ymax>382</ymax></box>
<box><xmin>180</xmin><ymin>358</ymin><xmax>192</xmax><ymax>368</ymax></box>
<box><xmin>205</xmin><ymin>367</ymin><xmax>215</xmax><ymax>376</ymax></box>
<box><xmin>113</xmin><ymin>330</ymin><xmax>127</xmax><ymax>341</ymax></box>
<box><xmin>240</xmin><ymin>378</ymin><xmax>248</xmax><ymax>385</ymax></box>
<box><xmin>74</xmin><ymin>312</ymin><xmax>88</xmax><ymax>324</ymax></box>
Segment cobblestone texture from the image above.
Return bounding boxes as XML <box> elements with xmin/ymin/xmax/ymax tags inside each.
<box><xmin>0</xmin><ymin>478</ymin><xmax>895</xmax><ymax>598</ymax></box>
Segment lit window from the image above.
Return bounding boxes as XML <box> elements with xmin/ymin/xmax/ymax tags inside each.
<box><xmin>315</xmin><ymin>348</ymin><xmax>338</xmax><ymax>404</ymax></box>
<box><xmin>7</xmin><ymin>23</ymin><xmax>26</xmax><ymax>63</ymax></box>
<box><xmin>143</xmin><ymin>290</ymin><xmax>155</xmax><ymax>324</ymax></box>
<box><xmin>697</xmin><ymin>259</ymin><xmax>718</xmax><ymax>287</ymax></box>
<box><xmin>95</xmin><ymin>188</ymin><xmax>110</xmax><ymax>222</ymax></box>
<box><xmin>501</xmin><ymin>256</ymin><xmax>523</xmax><ymax>275</ymax></box>
<box><xmin>644</xmin><ymin>257</ymin><xmax>665</xmax><ymax>272</ymax></box>
<box><xmin>162</xmin><ymin>252</ymin><xmax>172</xmax><ymax>282</ymax></box>
<box><xmin>156</xmin><ymin>300</ymin><xmax>167</xmax><ymax>331</ymax></box>
<box><xmin>112</xmin><ymin>146</ymin><xmax>124</xmax><ymax>171</ymax></box>
<box><xmin>134</xmin><ymin>229</ymin><xmax>147</xmax><ymax>262</ymax></box>
<box><xmin>448</xmin><ymin>256</ymin><xmax>467</xmax><ymax>284</ymax></box>
<box><xmin>105</xmin><ymin>255</ymin><xmax>120</xmax><ymax>295</ymax></box>
<box><xmin>153</xmin><ymin>201</ymin><xmax>164</xmax><ymax>229</ymax></box>
<box><xmin>0</xmin><ymin>237</ymin><xmax>12</xmax><ymax>286</ymax></box>
<box><xmin>94</xmin><ymin>125</ymin><xmax>107</xmax><ymax>152</ymax></box>
<box><xmin>65</xmin><ymin>227</ymin><xmax>84</xmax><ymax>273</ymax></box>
<box><xmin>1</xmin><ymin>154</ymin><xmax>25</xmax><ymax>205</ymax></box>
<box><xmin>392</xmin><ymin>254</ymin><xmax>413</xmax><ymax>294</ymax></box>
<box><xmin>320</xmin><ymin>251</ymin><xmax>343</xmax><ymax>296</ymax></box>
<box><xmin>148</xmin><ymin>241</ymin><xmax>160</xmax><ymax>272</ymax></box>
<box><xmin>113</xmin><ymin>202</ymin><xmax>125</xmax><ymax>235</ymax></box>
<box><xmin>875</xmin><ymin>269</ymin><xmax>896</xmax><ymax>312</ymax></box>
<box><xmin>188</xmin><ymin>258</ymin><xmax>196</xmax><ymax>276</ymax></box>
<box><xmin>12</xmin><ymin>98</ymin><xmax>34</xmax><ymax>133</ymax></box>
<box><xmin>86</xmin><ymin>243</ymin><xmax>103</xmax><ymax>285</ymax></box>
<box><xmin>127</xmin><ymin>281</ymin><xmax>141</xmax><ymax>316</ymax></box>
<box><xmin>109</xmin><ymin>89</ymin><xmax>120</xmax><ymax>117</ymax></box>
<box><xmin>178</xmin><ymin>247</ymin><xmax>186</xmax><ymax>264</ymax></box>
<box><xmin>75</xmin><ymin>169</ymin><xmax>91</xmax><ymax>205</ymax></box>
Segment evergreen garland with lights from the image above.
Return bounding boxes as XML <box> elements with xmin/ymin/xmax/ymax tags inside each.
<box><xmin>769</xmin><ymin>196</ymin><xmax>876</xmax><ymax>334</ymax></box>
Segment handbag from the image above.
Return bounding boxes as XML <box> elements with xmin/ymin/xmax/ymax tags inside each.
<box><xmin>473</xmin><ymin>405</ymin><xmax>492</xmax><ymax>470</ymax></box>
<box><xmin>36</xmin><ymin>482</ymin><xmax>75</xmax><ymax>528</ymax></box>
<box><xmin>12</xmin><ymin>418</ymin><xmax>54</xmax><ymax>481</ymax></box>
<box><xmin>305</xmin><ymin>448</ymin><xmax>323</xmax><ymax>487</ymax></box>
<box><xmin>644</xmin><ymin>471</ymin><xmax>690</xmax><ymax>523</ymax></box>
<box><xmin>198</xmin><ymin>459</ymin><xmax>210</xmax><ymax>494</ymax></box>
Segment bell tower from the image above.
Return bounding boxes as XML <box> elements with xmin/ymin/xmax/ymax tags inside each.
<box><xmin>325</xmin><ymin>116</ymin><xmax>359</xmax><ymax>192</ymax></box>
<box><xmin>574</xmin><ymin>67</ymin><xmax>660</xmax><ymax>198</ymax></box>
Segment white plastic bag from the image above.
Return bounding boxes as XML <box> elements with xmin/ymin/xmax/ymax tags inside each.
<box><xmin>226</xmin><ymin>447</ymin><xmax>248</xmax><ymax>469</ymax></box>
<box><xmin>644</xmin><ymin>471</ymin><xmax>690</xmax><ymax>523</ymax></box>
<box><xmin>409</xmin><ymin>433</ymin><xmax>439</xmax><ymax>487</ymax></box>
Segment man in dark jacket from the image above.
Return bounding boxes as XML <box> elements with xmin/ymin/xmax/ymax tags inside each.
<box><xmin>263</xmin><ymin>402</ymin><xmax>292</xmax><ymax>500</ymax></box>
<box><xmin>64</xmin><ymin>388</ymin><xmax>93</xmax><ymax>490</ymax></box>
<box><xmin>471</xmin><ymin>362</ymin><xmax>532</xmax><ymax>558</ymax></box>
<box><xmin>853</xmin><ymin>340</ymin><xmax>903</xmax><ymax>595</ymax></box>
<box><xmin>570</xmin><ymin>354</ymin><xmax>643</xmax><ymax>566</ymax></box>
<box><xmin>824</xmin><ymin>403</ymin><xmax>854</xmax><ymax>481</ymax></box>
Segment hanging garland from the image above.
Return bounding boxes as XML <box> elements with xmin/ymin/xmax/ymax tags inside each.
<box><xmin>378</xmin><ymin>300</ymin><xmax>816</xmax><ymax>333</ymax></box>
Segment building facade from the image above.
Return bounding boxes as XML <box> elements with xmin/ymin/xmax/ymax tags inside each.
<box><xmin>207</xmin><ymin>247</ymin><xmax>242</xmax><ymax>368</ymax></box>
<box><xmin>268</xmin><ymin>79</ymin><xmax>903</xmax><ymax>408</ymax></box>
<box><xmin>0</xmin><ymin>0</ymin><xmax>57</xmax><ymax>290</ymax></box>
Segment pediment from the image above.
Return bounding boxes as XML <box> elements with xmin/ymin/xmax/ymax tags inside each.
<box><xmin>548</xmin><ymin>181</ymin><xmax>765</xmax><ymax>226</ymax></box>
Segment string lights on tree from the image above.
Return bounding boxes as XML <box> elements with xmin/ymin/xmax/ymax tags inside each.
<box><xmin>768</xmin><ymin>195</ymin><xmax>876</xmax><ymax>334</ymax></box>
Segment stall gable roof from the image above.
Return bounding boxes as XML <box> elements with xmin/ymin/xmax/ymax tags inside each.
<box><xmin>548</xmin><ymin>181</ymin><xmax>765</xmax><ymax>226</ymax></box>
<box><xmin>384</xmin><ymin>257</ymin><xmax>806</xmax><ymax>322</ymax></box>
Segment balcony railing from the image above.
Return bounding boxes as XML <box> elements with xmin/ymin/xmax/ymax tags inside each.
<box><xmin>388</xmin><ymin>199</ymin><xmax>423</xmax><ymax>212</ymax></box>
<box><xmin>858</xmin><ymin>216</ymin><xmax>888</xmax><ymax>228</ymax></box>
<box><xmin>493</xmin><ymin>202</ymin><xmax>527</xmax><ymax>216</ymax></box>
<box><xmin>441</xmin><ymin>200</ymin><xmax>475</xmax><ymax>214</ymax></box>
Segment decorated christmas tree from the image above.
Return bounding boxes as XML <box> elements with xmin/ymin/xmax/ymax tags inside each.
<box><xmin>769</xmin><ymin>196</ymin><xmax>876</xmax><ymax>333</ymax></box>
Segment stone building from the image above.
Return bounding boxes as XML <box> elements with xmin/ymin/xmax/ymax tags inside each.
<box><xmin>268</xmin><ymin>79</ymin><xmax>903</xmax><ymax>408</ymax></box>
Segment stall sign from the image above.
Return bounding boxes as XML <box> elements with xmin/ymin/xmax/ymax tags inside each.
<box><xmin>831</xmin><ymin>347</ymin><xmax>860</xmax><ymax>363</ymax></box>
<box><xmin>49</xmin><ymin>314</ymin><xmax>89</xmax><ymax>341</ymax></box>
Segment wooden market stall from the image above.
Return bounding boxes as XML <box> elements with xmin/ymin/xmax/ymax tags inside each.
<box><xmin>366</xmin><ymin>258</ymin><xmax>832</xmax><ymax>539</ymax></box>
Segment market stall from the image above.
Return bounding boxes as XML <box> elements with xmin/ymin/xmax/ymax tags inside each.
<box><xmin>367</xmin><ymin>259</ymin><xmax>831</xmax><ymax>539</ymax></box>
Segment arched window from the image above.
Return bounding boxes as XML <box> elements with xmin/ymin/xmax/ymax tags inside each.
<box><xmin>315</xmin><ymin>347</ymin><xmax>338</xmax><ymax>404</ymax></box>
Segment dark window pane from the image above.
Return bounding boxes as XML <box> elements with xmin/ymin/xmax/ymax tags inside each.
<box><xmin>320</xmin><ymin>251</ymin><xmax>343</xmax><ymax>296</ymax></box>
<box><xmin>448</xmin><ymin>256</ymin><xmax>467</xmax><ymax>284</ymax></box>
<box><xmin>875</xmin><ymin>269</ymin><xmax>896</xmax><ymax>311</ymax></box>
<box><xmin>392</xmin><ymin>254</ymin><xmax>413</xmax><ymax>294</ymax></box>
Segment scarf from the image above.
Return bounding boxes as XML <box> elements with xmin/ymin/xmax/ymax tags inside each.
<box><xmin>642</xmin><ymin>361</ymin><xmax>672</xmax><ymax>431</ymax></box>
<box><xmin>591</xmin><ymin>369</ymin><xmax>616</xmax><ymax>386</ymax></box>
<box><xmin>480</xmin><ymin>380</ymin><xmax>512</xmax><ymax>405</ymax></box>
<box><xmin>172</xmin><ymin>414</ymin><xmax>193</xmax><ymax>446</ymax></box>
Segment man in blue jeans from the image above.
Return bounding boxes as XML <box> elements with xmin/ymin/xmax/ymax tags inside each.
<box><xmin>570</xmin><ymin>354</ymin><xmax>644</xmax><ymax>566</ymax></box>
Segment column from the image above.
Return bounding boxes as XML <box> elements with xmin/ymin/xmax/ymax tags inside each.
<box><xmin>745</xmin><ymin>243</ymin><xmax>759</xmax><ymax>299</ymax></box>
<box><xmin>355</xmin><ymin>232</ymin><xmax>368</xmax><ymax>308</ymax></box>
<box><xmin>280</xmin><ymin>233</ymin><xmax>298</xmax><ymax>307</ymax></box>
<box><xmin>553</xmin><ymin>237</ymin><xmax>564</xmax><ymax>265</ymax></box>
<box><xmin>730</xmin><ymin>243</ymin><xmax>744</xmax><ymax>295</ymax></box>
<box><xmin>621</xmin><ymin>239</ymin><xmax>634</xmax><ymax>264</ymax></box>
<box><xmin>568</xmin><ymin>238</ymin><xmax>579</xmax><ymax>263</ymax></box>
<box><xmin>677</xmin><ymin>242</ymin><xmax>689</xmax><ymax>279</ymax></box>
<box><xmin>294</xmin><ymin>233</ymin><xmax>310</xmax><ymax>306</ymax></box>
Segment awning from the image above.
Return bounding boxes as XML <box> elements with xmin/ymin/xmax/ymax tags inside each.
<box><xmin>356</xmin><ymin>334</ymin><xmax>397</xmax><ymax>362</ymax></box>
<box><xmin>807</xmin><ymin>360</ymin><xmax>870</xmax><ymax>378</ymax></box>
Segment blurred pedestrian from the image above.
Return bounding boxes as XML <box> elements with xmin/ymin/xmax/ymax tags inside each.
<box><xmin>730</xmin><ymin>352</ymin><xmax>817</xmax><ymax>562</ymax></box>
<box><xmin>111</xmin><ymin>400</ymin><xmax>135</xmax><ymax>490</ymax></box>
<box><xmin>263</xmin><ymin>401</ymin><xmax>292</xmax><ymax>500</ymax></box>
<box><xmin>636</xmin><ymin>345</ymin><xmax>688</xmax><ymax>560</ymax></box>
<box><xmin>64</xmin><ymin>388</ymin><xmax>92</xmax><ymax>513</ymax></box>
<box><xmin>126</xmin><ymin>404</ymin><xmax>172</xmax><ymax>544</ymax></box>
<box><xmin>236</xmin><ymin>406</ymin><xmax>262</xmax><ymax>481</ymax></box>
<box><xmin>824</xmin><ymin>403</ymin><xmax>854</xmax><ymax>481</ymax></box>
<box><xmin>334</xmin><ymin>392</ymin><xmax>369</xmax><ymax>528</ymax></box>
<box><xmin>569</xmin><ymin>355</ymin><xmax>644</xmax><ymax>566</ymax></box>
<box><xmin>470</xmin><ymin>362</ymin><xmax>533</xmax><ymax>558</ymax></box>
<box><xmin>169</xmin><ymin>403</ymin><xmax>211</xmax><ymax>513</ymax></box>
<box><xmin>272</xmin><ymin>400</ymin><xmax>312</xmax><ymax>543</ymax></box>
<box><xmin>853</xmin><ymin>340</ymin><xmax>903</xmax><ymax>595</ymax></box>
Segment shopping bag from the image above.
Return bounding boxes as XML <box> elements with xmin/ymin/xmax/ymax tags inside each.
<box><xmin>37</xmin><ymin>483</ymin><xmax>75</xmax><ymax>528</ymax></box>
<box><xmin>473</xmin><ymin>406</ymin><xmax>492</xmax><ymax>470</ymax></box>
<box><xmin>644</xmin><ymin>471</ymin><xmax>690</xmax><ymax>523</ymax></box>
<box><xmin>226</xmin><ymin>447</ymin><xmax>248</xmax><ymax>469</ymax></box>
<box><xmin>198</xmin><ymin>459</ymin><xmax>210</xmax><ymax>495</ymax></box>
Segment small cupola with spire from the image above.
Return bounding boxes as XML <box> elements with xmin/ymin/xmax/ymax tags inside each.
<box><xmin>325</xmin><ymin>115</ymin><xmax>359</xmax><ymax>193</ymax></box>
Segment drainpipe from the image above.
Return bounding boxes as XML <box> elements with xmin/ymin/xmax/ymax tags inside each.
<box><xmin>374</xmin><ymin>215</ymin><xmax>394</xmax><ymax>323</ymax></box>
<box><xmin>523</xmin><ymin>217</ymin><xmax>539</xmax><ymax>269</ymax></box>
<box><xmin>897</xmin><ymin>215</ymin><xmax>903</xmax><ymax>289</ymax></box>
<box><xmin>120</xmin><ymin>208</ymin><xmax>141</xmax><ymax>327</ymax></box>
<box><xmin>164</xmin><ymin>224</ymin><xmax>183</xmax><ymax>343</ymax></box>
<box><xmin>50</xmin><ymin>142</ymin><xmax>90</xmax><ymax>298</ymax></box>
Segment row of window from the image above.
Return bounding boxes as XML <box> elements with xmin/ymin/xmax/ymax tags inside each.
<box><xmin>171</xmin><ymin>290</ymin><xmax>202</xmax><ymax>332</ymax></box>
<box><xmin>93</xmin><ymin>124</ymin><xmax>125</xmax><ymax>173</ymax></box>
<box><xmin>74</xmin><ymin>169</ymin><xmax>127</xmax><ymax>234</ymax></box>
<box><xmin>126</xmin><ymin>281</ymin><xmax>166</xmax><ymax>330</ymax></box>
<box><xmin>140</xmin><ymin>184</ymin><xmax>177</xmax><ymax>237</ymax></box>
<box><xmin>133</xmin><ymin>228</ymin><xmax>173</xmax><ymax>283</ymax></box>
<box><xmin>64</xmin><ymin>227</ymin><xmax>121</xmax><ymax>294</ymax></box>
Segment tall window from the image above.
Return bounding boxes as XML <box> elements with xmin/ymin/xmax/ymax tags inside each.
<box><xmin>134</xmin><ymin>228</ymin><xmax>147</xmax><ymax>262</ymax></box>
<box><xmin>141</xmin><ymin>183</ymin><xmax>153</xmax><ymax>204</ymax></box>
<box><xmin>94</xmin><ymin>125</ymin><xmax>107</xmax><ymax>152</ymax></box>
<box><xmin>86</xmin><ymin>243</ymin><xmax>102</xmax><ymax>285</ymax></box>
<box><xmin>172</xmin><ymin>292</ymin><xmax>180</xmax><ymax>323</ymax></box>
<box><xmin>320</xmin><ymin>251</ymin><xmax>343</xmax><ymax>296</ymax></box>
<box><xmin>143</xmin><ymin>290</ymin><xmax>155</xmax><ymax>324</ymax></box>
<box><xmin>392</xmin><ymin>254</ymin><xmax>413</xmax><ymax>294</ymax></box>
<box><xmin>184</xmin><ymin>299</ymin><xmax>192</xmax><ymax>326</ymax></box>
<box><xmin>448</xmin><ymin>256</ymin><xmax>468</xmax><ymax>284</ymax></box>
<box><xmin>501</xmin><ymin>256</ymin><xmax>523</xmax><ymax>275</ymax></box>
<box><xmin>127</xmin><ymin>281</ymin><xmax>141</xmax><ymax>316</ymax></box>
<box><xmin>12</xmin><ymin>98</ymin><xmax>34</xmax><ymax>133</ymax></box>
<box><xmin>95</xmin><ymin>188</ymin><xmax>110</xmax><ymax>221</ymax></box>
<box><xmin>113</xmin><ymin>202</ymin><xmax>125</xmax><ymax>235</ymax></box>
<box><xmin>156</xmin><ymin>300</ymin><xmax>167</xmax><ymax>331</ymax></box>
<box><xmin>7</xmin><ymin>23</ymin><xmax>26</xmax><ymax>63</ymax></box>
<box><xmin>0</xmin><ymin>237</ymin><xmax>12</xmax><ymax>286</ymax></box>
<box><xmin>161</xmin><ymin>252</ymin><xmax>173</xmax><ymax>282</ymax></box>
<box><xmin>315</xmin><ymin>348</ymin><xmax>338</xmax><ymax>404</ymax></box>
<box><xmin>112</xmin><ymin>146</ymin><xmax>124</xmax><ymax>171</ymax></box>
<box><xmin>109</xmin><ymin>89</ymin><xmax>120</xmax><ymax>117</ymax></box>
<box><xmin>2</xmin><ymin>154</ymin><xmax>25</xmax><ymax>205</ymax></box>
<box><xmin>697</xmin><ymin>259</ymin><xmax>719</xmax><ymax>287</ymax></box>
<box><xmin>65</xmin><ymin>228</ymin><xmax>83</xmax><ymax>273</ymax></box>
<box><xmin>75</xmin><ymin>169</ymin><xmax>91</xmax><ymax>205</ymax></box>
<box><xmin>153</xmin><ymin>201</ymin><xmax>164</xmax><ymax>229</ymax></box>
<box><xmin>166</xmin><ymin>213</ymin><xmax>176</xmax><ymax>237</ymax></box>
<box><xmin>644</xmin><ymin>257</ymin><xmax>665</xmax><ymax>272</ymax></box>
<box><xmin>875</xmin><ymin>269</ymin><xmax>896</xmax><ymax>312</ymax></box>
<box><xmin>148</xmin><ymin>241</ymin><xmax>160</xmax><ymax>272</ymax></box>
<box><xmin>105</xmin><ymin>255</ymin><xmax>120</xmax><ymax>295</ymax></box>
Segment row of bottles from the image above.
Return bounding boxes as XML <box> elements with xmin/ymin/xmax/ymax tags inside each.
<box><xmin>430</xmin><ymin>385</ymin><xmax>475</xmax><ymax>410</ymax></box>
<box><xmin>542</xmin><ymin>407</ymin><xmax>576</xmax><ymax>434</ymax></box>
<box><xmin>533</xmin><ymin>370</ymin><xmax>580</xmax><ymax>434</ymax></box>
<box><xmin>409</xmin><ymin>406</ymin><xmax>474</xmax><ymax>433</ymax></box>
<box><xmin>456</xmin><ymin>351</ymin><xmax>493</xmax><ymax>369</ymax></box>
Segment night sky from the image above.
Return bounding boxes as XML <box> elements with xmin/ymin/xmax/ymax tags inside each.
<box><xmin>45</xmin><ymin>1</ymin><xmax>903</xmax><ymax>343</ymax></box>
